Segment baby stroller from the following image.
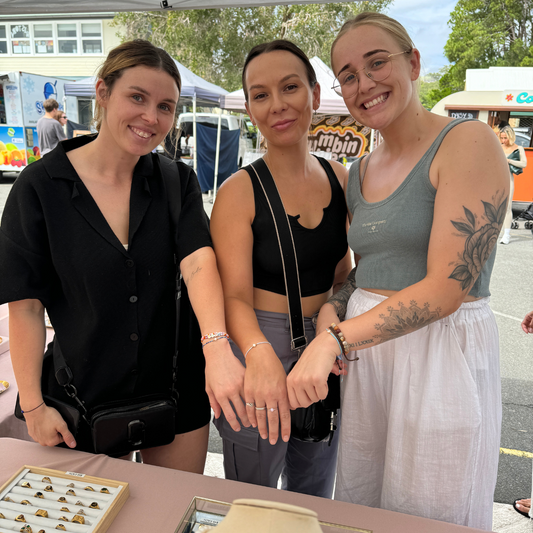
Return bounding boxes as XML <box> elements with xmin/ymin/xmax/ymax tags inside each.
<box><xmin>511</xmin><ymin>203</ymin><xmax>533</xmax><ymax>232</ymax></box>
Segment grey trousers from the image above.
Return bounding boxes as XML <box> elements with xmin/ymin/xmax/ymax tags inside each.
<box><xmin>214</xmin><ymin>309</ymin><xmax>339</xmax><ymax>499</ymax></box>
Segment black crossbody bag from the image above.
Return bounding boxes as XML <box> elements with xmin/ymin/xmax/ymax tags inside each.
<box><xmin>16</xmin><ymin>155</ymin><xmax>184</xmax><ymax>457</ymax></box>
<box><xmin>246</xmin><ymin>158</ymin><xmax>340</xmax><ymax>445</ymax></box>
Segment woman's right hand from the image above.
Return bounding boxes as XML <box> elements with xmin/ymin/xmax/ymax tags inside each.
<box><xmin>24</xmin><ymin>405</ymin><xmax>76</xmax><ymax>448</ymax></box>
<box><xmin>244</xmin><ymin>344</ymin><xmax>291</xmax><ymax>445</ymax></box>
<box><xmin>204</xmin><ymin>341</ymin><xmax>250</xmax><ymax>431</ymax></box>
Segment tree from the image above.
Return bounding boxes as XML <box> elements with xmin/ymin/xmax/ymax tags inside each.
<box><xmin>419</xmin><ymin>67</ymin><xmax>450</xmax><ymax>111</ymax></box>
<box><xmin>441</xmin><ymin>0</ymin><xmax>533</xmax><ymax>94</ymax></box>
<box><xmin>112</xmin><ymin>1</ymin><xmax>392</xmax><ymax>92</ymax></box>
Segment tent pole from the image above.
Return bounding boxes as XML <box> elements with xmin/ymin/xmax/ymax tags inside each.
<box><xmin>213</xmin><ymin>112</ymin><xmax>222</xmax><ymax>201</ymax></box>
<box><xmin>369</xmin><ymin>128</ymin><xmax>375</xmax><ymax>153</ymax></box>
<box><xmin>193</xmin><ymin>94</ymin><xmax>197</xmax><ymax>172</ymax></box>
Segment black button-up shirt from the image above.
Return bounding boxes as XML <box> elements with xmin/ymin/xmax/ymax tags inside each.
<box><xmin>0</xmin><ymin>135</ymin><xmax>212</xmax><ymax>408</ymax></box>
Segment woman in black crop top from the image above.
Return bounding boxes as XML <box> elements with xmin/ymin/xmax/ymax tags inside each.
<box><xmin>286</xmin><ymin>12</ymin><xmax>509</xmax><ymax>530</ymax></box>
<box><xmin>208</xmin><ymin>40</ymin><xmax>351</xmax><ymax>497</ymax></box>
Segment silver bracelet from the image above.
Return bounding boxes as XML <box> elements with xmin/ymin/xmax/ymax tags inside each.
<box><xmin>244</xmin><ymin>341</ymin><xmax>271</xmax><ymax>359</ymax></box>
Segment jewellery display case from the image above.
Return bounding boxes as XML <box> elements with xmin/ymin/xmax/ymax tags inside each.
<box><xmin>0</xmin><ymin>466</ymin><xmax>129</xmax><ymax>533</ymax></box>
<box><xmin>175</xmin><ymin>497</ymin><xmax>373</xmax><ymax>533</ymax></box>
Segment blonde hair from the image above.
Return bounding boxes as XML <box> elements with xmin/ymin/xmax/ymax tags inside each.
<box><xmin>331</xmin><ymin>12</ymin><xmax>415</xmax><ymax>73</ymax></box>
<box><xmin>499</xmin><ymin>125</ymin><xmax>516</xmax><ymax>144</ymax></box>
<box><xmin>93</xmin><ymin>40</ymin><xmax>182</xmax><ymax>140</ymax></box>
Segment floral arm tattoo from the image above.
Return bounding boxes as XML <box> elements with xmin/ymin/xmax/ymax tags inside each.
<box><xmin>327</xmin><ymin>267</ymin><xmax>356</xmax><ymax>321</ymax></box>
<box><xmin>344</xmin><ymin>193</ymin><xmax>507</xmax><ymax>353</ymax></box>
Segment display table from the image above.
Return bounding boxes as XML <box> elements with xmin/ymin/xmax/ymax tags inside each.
<box><xmin>0</xmin><ymin>438</ymin><xmax>486</xmax><ymax>533</ymax></box>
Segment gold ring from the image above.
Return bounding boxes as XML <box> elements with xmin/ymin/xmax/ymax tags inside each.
<box><xmin>21</xmin><ymin>500</ymin><xmax>31</xmax><ymax>505</ymax></box>
<box><xmin>55</xmin><ymin>525</ymin><xmax>66</xmax><ymax>531</ymax></box>
<box><xmin>38</xmin><ymin>530</ymin><xmax>46</xmax><ymax>533</ymax></box>
<box><xmin>20</xmin><ymin>526</ymin><xmax>32</xmax><ymax>533</ymax></box>
<box><xmin>0</xmin><ymin>512</ymin><xmax>4</xmax><ymax>519</ymax></box>
<box><xmin>35</xmin><ymin>510</ymin><xmax>48</xmax><ymax>518</ymax></box>
<box><xmin>42</xmin><ymin>477</ymin><xmax>51</xmax><ymax>484</ymax></box>
<box><xmin>76</xmin><ymin>509</ymin><xmax>86</xmax><ymax>515</ymax></box>
<box><xmin>57</xmin><ymin>497</ymin><xmax>67</xmax><ymax>503</ymax></box>
<box><xmin>89</xmin><ymin>502</ymin><xmax>100</xmax><ymax>509</ymax></box>
<box><xmin>0</xmin><ymin>381</ymin><xmax>9</xmax><ymax>394</ymax></box>
<box><xmin>44</xmin><ymin>485</ymin><xmax>54</xmax><ymax>492</ymax></box>
<box><xmin>66</xmin><ymin>483</ymin><xmax>75</xmax><ymax>488</ymax></box>
<box><xmin>21</xmin><ymin>481</ymin><xmax>32</xmax><ymax>489</ymax></box>
<box><xmin>58</xmin><ymin>516</ymin><xmax>69</xmax><ymax>522</ymax></box>
<box><xmin>34</xmin><ymin>492</ymin><xmax>44</xmax><ymax>499</ymax></box>
<box><xmin>100</xmin><ymin>488</ymin><xmax>110</xmax><ymax>494</ymax></box>
<box><xmin>255</xmin><ymin>406</ymin><xmax>266</xmax><ymax>410</ymax></box>
<box><xmin>84</xmin><ymin>486</ymin><xmax>95</xmax><ymax>492</ymax></box>
<box><xmin>246</xmin><ymin>402</ymin><xmax>254</xmax><ymax>407</ymax></box>
<box><xmin>3</xmin><ymin>496</ymin><xmax>14</xmax><ymax>502</ymax></box>
<box><xmin>66</xmin><ymin>489</ymin><xmax>76</xmax><ymax>496</ymax></box>
<box><xmin>75</xmin><ymin>500</ymin><xmax>84</xmax><ymax>506</ymax></box>
<box><xmin>15</xmin><ymin>514</ymin><xmax>26</xmax><ymax>522</ymax></box>
<box><xmin>72</xmin><ymin>515</ymin><xmax>85</xmax><ymax>525</ymax></box>
<box><xmin>60</xmin><ymin>507</ymin><xmax>70</xmax><ymax>513</ymax></box>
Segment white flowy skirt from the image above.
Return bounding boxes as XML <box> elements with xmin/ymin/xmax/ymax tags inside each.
<box><xmin>335</xmin><ymin>289</ymin><xmax>501</xmax><ymax>531</ymax></box>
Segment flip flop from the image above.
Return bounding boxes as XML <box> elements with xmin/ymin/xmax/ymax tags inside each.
<box><xmin>513</xmin><ymin>499</ymin><xmax>531</xmax><ymax>519</ymax></box>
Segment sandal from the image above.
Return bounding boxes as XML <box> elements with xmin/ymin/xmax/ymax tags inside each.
<box><xmin>513</xmin><ymin>499</ymin><xmax>531</xmax><ymax>519</ymax></box>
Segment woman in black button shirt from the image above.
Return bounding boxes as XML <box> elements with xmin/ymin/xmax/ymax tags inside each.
<box><xmin>0</xmin><ymin>40</ymin><xmax>236</xmax><ymax>471</ymax></box>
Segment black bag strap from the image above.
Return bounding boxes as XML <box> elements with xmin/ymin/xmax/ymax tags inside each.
<box><xmin>51</xmin><ymin>154</ymin><xmax>183</xmax><ymax>413</ymax></box>
<box><xmin>245</xmin><ymin>158</ymin><xmax>307</xmax><ymax>351</ymax></box>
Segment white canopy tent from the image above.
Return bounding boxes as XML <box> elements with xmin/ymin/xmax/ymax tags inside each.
<box><xmin>0</xmin><ymin>0</ymin><xmax>354</xmax><ymax>15</ymax></box>
<box><xmin>220</xmin><ymin>56</ymin><xmax>348</xmax><ymax>115</ymax></box>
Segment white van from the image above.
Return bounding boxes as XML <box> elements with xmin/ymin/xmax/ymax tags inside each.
<box><xmin>177</xmin><ymin>113</ymin><xmax>255</xmax><ymax>168</ymax></box>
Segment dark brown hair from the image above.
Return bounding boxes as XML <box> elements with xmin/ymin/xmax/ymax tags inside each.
<box><xmin>93</xmin><ymin>39</ymin><xmax>182</xmax><ymax>140</ymax></box>
<box><xmin>242</xmin><ymin>40</ymin><xmax>317</xmax><ymax>101</ymax></box>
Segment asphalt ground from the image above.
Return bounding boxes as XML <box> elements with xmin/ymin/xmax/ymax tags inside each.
<box><xmin>1</xmin><ymin>173</ymin><xmax>533</xmax><ymax>513</ymax></box>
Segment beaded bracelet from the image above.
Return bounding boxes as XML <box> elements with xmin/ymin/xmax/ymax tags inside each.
<box><xmin>201</xmin><ymin>332</ymin><xmax>229</xmax><ymax>342</ymax></box>
<box><xmin>244</xmin><ymin>341</ymin><xmax>271</xmax><ymax>359</ymax></box>
<box><xmin>201</xmin><ymin>336</ymin><xmax>229</xmax><ymax>348</ymax></box>
<box><xmin>330</xmin><ymin>323</ymin><xmax>359</xmax><ymax>361</ymax></box>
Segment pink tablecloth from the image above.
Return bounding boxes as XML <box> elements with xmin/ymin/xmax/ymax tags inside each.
<box><xmin>0</xmin><ymin>438</ymin><xmax>486</xmax><ymax>533</ymax></box>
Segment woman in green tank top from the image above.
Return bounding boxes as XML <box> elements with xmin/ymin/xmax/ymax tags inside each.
<box><xmin>287</xmin><ymin>12</ymin><xmax>509</xmax><ymax>532</ymax></box>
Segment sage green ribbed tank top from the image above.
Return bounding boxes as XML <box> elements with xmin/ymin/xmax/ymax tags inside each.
<box><xmin>346</xmin><ymin>119</ymin><xmax>495</xmax><ymax>297</ymax></box>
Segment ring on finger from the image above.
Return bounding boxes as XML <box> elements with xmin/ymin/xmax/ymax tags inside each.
<box><xmin>246</xmin><ymin>402</ymin><xmax>255</xmax><ymax>407</ymax></box>
<box><xmin>255</xmin><ymin>406</ymin><xmax>266</xmax><ymax>411</ymax></box>
<box><xmin>269</xmin><ymin>407</ymin><xmax>277</xmax><ymax>413</ymax></box>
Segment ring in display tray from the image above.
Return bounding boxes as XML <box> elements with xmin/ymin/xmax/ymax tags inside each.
<box><xmin>0</xmin><ymin>466</ymin><xmax>129</xmax><ymax>533</ymax></box>
<box><xmin>175</xmin><ymin>497</ymin><xmax>372</xmax><ymax>533</ymax></box>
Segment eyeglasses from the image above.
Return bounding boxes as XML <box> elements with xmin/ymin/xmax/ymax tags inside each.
<box><xmin>332</xmin><ymin>50</ymin><xmax>411</xmax><ymax>98</ymax></box>
<box><xmin>61</xmin><ymin>116</ymin><xmax>67</xmax><ymax>119</ymax></box>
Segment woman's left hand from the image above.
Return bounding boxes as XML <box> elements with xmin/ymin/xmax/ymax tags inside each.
<box><xmin>286</xmin><ymin>330</ymin><xmax>339</xmax><ymax>408</ymax></box>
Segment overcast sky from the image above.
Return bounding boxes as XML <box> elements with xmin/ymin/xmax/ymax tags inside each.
<box><xmin>387</xmin><ymin>0</ymin><xmax>459</xmax><ymax>75</ymax></box>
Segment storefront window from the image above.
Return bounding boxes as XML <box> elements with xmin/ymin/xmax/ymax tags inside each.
<box><xmin>34</xmin><ymin>24</ymin><xmax>54</xmax><ymax>54</ymax></box>
<box><xmin>10</xmin><ymin>24</ymin><xmax>30</xmax><ymax>54</ymax></box>
<box><xmin>0</xmin><ymin>25</ymin><xmax>7</xmax><ymax>54</ymax></box>
<box><xmin>58</xmin><ymin>23</ymin><xmax>77</xmax><ymax>54</ymax></box>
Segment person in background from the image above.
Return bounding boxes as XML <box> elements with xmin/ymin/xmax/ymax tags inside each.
<box><xmin>499</xmin><ymin>125</ymin><xmax>527</xmax><ymax>244</ymax></box>
<box><xmin>36</xmin><ymin>98</ymin><xmax>66</xmax><ymax>155</ymax></box>
<box><xmin>58</xmin><ymin>112</ymin><xmax>68</xmax><ymax>128</ymax></box>
<box><xmin>287</xmin><ymin>12</ymin><xmax>508</xmax><ymax>530</ymax></box>
<box><xmin>209</xmin><ymin>40</ymin><xmax>351</xmax><ymax>497</ymax></box>
<box><xmin>0</xmin><ymin>40</ymin><xmax>234</xmax><ymax>471</ymax></box>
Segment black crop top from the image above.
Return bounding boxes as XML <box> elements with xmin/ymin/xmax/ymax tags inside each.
<box><xmin>249</xmin><ymin>157</ymin><xmax>348</xmax><ymax>297</ymax></box>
